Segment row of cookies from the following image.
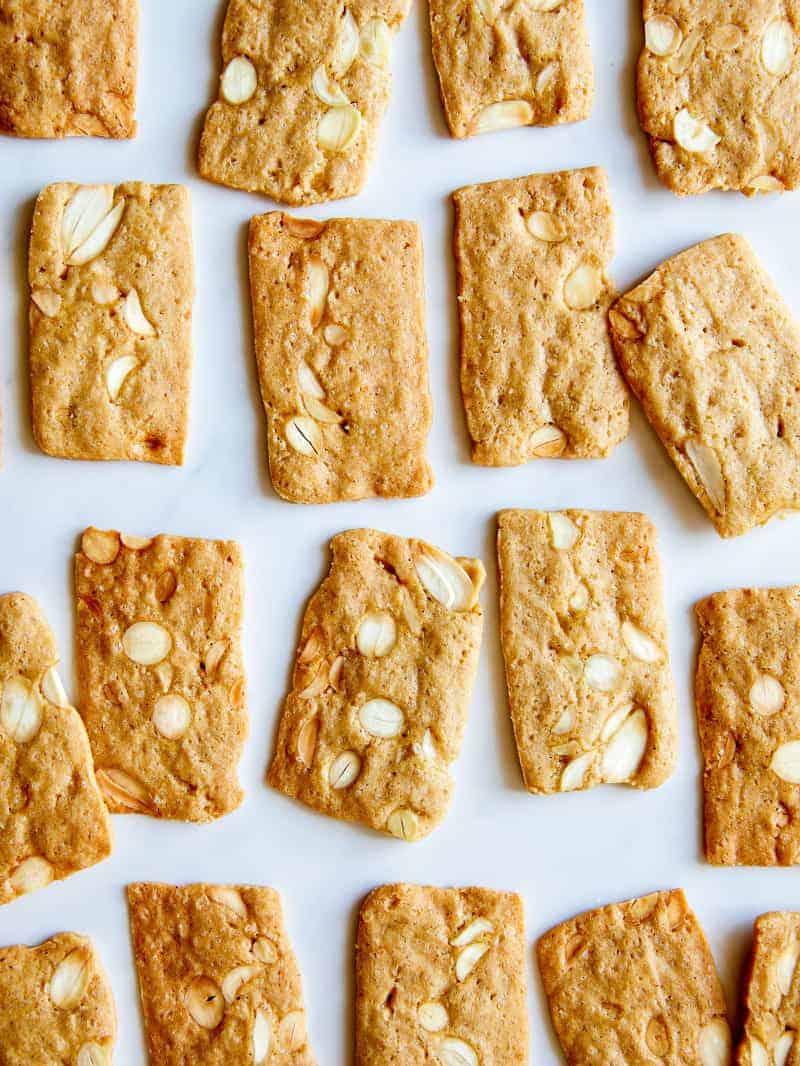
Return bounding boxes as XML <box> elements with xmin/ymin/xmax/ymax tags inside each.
<box><xmin>22</xmin><ymin>170</ymin><xmax>800</xmax><ymax>537</ymax></box>
<box><xmin>2</xmin><ymin>881</ymin><xmax>796</xmax><ymax>1065</ymax></box>
<box><xmin>4</xmin><ymin>1</ymin><xmax>797</xmax><ymax>202</ymax></box>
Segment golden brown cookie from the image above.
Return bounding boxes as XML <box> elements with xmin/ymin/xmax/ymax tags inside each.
<box><xmin>454</xmin><ymin>168</ymin><xmax>628</xmax><ymax>466</ymax></box>
<box><xmin>609</xmin><ymin>234</ymin><xmax>800</xmax><ymax>538</ymax></box>
<box><xmin>128</xmin><ymin>882</ymin><xmax>315</xmax><ymax>1065</ymax></box>
<box><xmin>736</xmin><ymin>912</ymin><xmax>800</xmax><ymax>1066</ymax></box>
<box><xmin>0</xmin><ymin>933</ymin><xmax>116</xmax><ymax>1063</ymax></box>
<box><xmin>0</xmin><ymin>592</ymin><xmax>111</xmax><ymax>907</ymax></box>
<box><xmin>538</xmin><ymin>889</ymin><xmax>731</xmax><ymax>1065</ymax></box>
<box><xmin>0</xmin><ymin>0</ymin><xmax>137</xmax><ymax>139</ymax></box>
<box><xmin>430</xmin><ymin>0</ymin><xmax>593</xmax><ymax>138</ymax></box>
<box><xmin>695</xmin><ymin>586</ymin><xmax>800</xmax><ymax>866</ymax></box>
<box><xmin>199</xmin><ymin>0</ymin><xmax>410</xmax><ymax>204</ymax></box>
<box><xmin>355</xmin><ymin>883</ymin><xmax>529</xmax><ymax>1065</ymax></box>
<box><xmin>637</xmin><ymin>2</ymin><xmax>800</xmax><ymax>195</ymax></box>
<box><xmin>267</xmin><ymin>529</ymin><xmax>485</xmax><ymax>840</ymax></box>
<box><xmin>75</xmin><ymin>528</ymin><xmax>247</xmax><ymax>822</ymax></box>
<box><xmin>29</xmin><ymin>182</ymin><xmax>194</xmax><ymax>464</ymax></box>
<box><xmin>498</xmin><ymin>510</ymin><xmax>677</xmax><ymax>795</ymax></box>
<box><xmin>248</xmin><ymin>212</ymin><xmax>433</xmax><ymax>503</ymax></box>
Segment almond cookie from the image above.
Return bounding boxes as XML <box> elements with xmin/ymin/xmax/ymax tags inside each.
<box><xmin>29</xmin><ymin>182</ymin><xmax>194</xmax><ymax>464</ymax></box>
<box><xmin>267</xmin><ymin>529</ymin><xmax>485</xmax><ymax>840</ymax></box>
<box><xmin>737</xmin><ymin>913</ymin><xmax>800</xmax><ymax>1066</ymax></box>
<box><xmin>355</xmin><ymin>883</ymin><xmax>529</xmax><ymax>1065</ymax></box>
<box><xmin>0</xmin><ymin>592</ymin><xmax>111</xmax><ymax>907</ymax></box>
<box><xmin>609</xmin><ymin>234</ymin><xmax>800</xmax><ymax>538</ymax></box>
<box><xmin>637</xmin><ymin>2</ymin><xmax>800</xmax><ymax>195</ymax></box>
<box><xmin>0</xmin><ymin>0</ymin><xmax>137</xmax><ymax>139</ymax></box>
<box><xmin>0</xmin><ymin>933</ymin><xmax>116</xmax><ymax>1063</ymax></box>
<box><xmin>696</xmin><ymin>586</ymin><xmax>800</xmax><ymax>866</ymax></box>
<box><xmin>429</xmin><ymin>0</ymin><xmax>592</xmax><ymax>138</ymax></box>
<box><xmin>454</xmin><ymin>168</ymin><xmax>628</xmax><ymax>466</ymax></box>
<box><xmin>538</xmin><ymin>889</ymin><xmax>731</xmax><ymax>1065</ymax></box>
<box><xmin>248</xmin><ymin>213</ymin><xmax>433</xmax><ymax>503</ymax></box>
<box><xmin>127</xmin><ymin>882</ymin><xmax>315</xmax><ymax>1065</ymax></box>
<box><xmin>75</xmin><ymin>529</ymin><xmax>246</xmax><ymax>822</ymax></box>
<box><xmin>199</xmin><ymin>0</ymin><xmax>410</xmax><ymax>204</ymax></box>
<box><xmin>498</xmin><ymin>510</ymin><xmax>677</xmax><ymax>795</ymax></box>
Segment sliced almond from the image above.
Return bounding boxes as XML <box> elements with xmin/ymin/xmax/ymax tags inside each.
<box><xmin>601</xmin><ymin>708</ymin><xmax>648</xmax><ymax>783</ymax></box>
<box><xmin>253</xmin><ymin>1010</ymin><xmax>272</xmax><ymax>1063</ymax></box>
<box><xmin>123</xmin><ymin>288</ymin><xmax>156</xmax><ymax>336</ymax></box>
<box><xmin>414</xmin><ymin>544</ymin><xmax>479</xmax><ymax>611</ymax></box>
<box><xmin>153</xmin><ymin>694</ymin><xmax>191</xmax><ymax>739</ymax></box>
<box><xmin>91</xmin><ymin>280</ymin><xmax>119</xmax><ymax>305</ymax></box>
<box><xmin>303</xmin><ymin>394</ymin><xmax>342</xmax><ymax>424</ymax></box>
<box><xmin>229</xmin><ymin>677</ymin><xmax>246</xmax><ymax>709</ymax></box>
<box><xmin>155</xmin><ymin>662</ymin><xmax>173</xmax><ymax>693</ymax></box>
<box><xmin>644</xmin><ymin>16</ymin><xmax>682</xmax><ymax>56</ymax></box>
<box><xmin>77</xmin><ymin>1043</ymin><xmax>111</xmax><ymax>1066</ymax></box>
<box><xmin>61</xmin><ymin>185</ymin><xmax>113</xmax><ymax>259</ymax></box>
<box><xmin>569</xmin><ymin>584</ymin><xmax>589</xmax><ymax>612</ymax></box>
<box><xmin>96</xmin><ymin>767</ymin><xmax>150</xmax><ymax>812</ymax></box>
<box><xmin>526</xmin><ymin>211</ymin><xmax>566</xmax><ymax>243</ymax></box>
<box><xmin>298</xmin><ymin>661</ymin><xmax>327</xmax><ymax>698</ymax></box>
<box><xmin>307</xmin><ymin>258</ymin><xmax>329</xmax><ymax>327</ymax></box>
<box><xmin>332</xmin><ymin>8</ymin><xmax>359</xmax><ymax>75</ymax></box>
<box><xmin>311</xmin><ymin>66</ymin><xmax>349</xmax><ymax>107</ymax></box>
<box><xmin>356</xmin><ymin>611</ymin><xmax>397</xmax><ymax>657</ymax></box>
<box><xmin>674</xmin><ymin>109</ymin><xmax>721</xmax><ymax>153</ymax></box>
<box><xmin>81</xmin><ymin>527</ymin><xmax>121</xmax><ymax>565</ymax></box>
<box><xmin>470</xmin><ymin>99</ymin><xmax>533</xmax><ymax>135</ymax></box>
<box><xmin>762</xmin><ymin>20</ymin><xmax>794</xmax><ymax>76</ymax></box>
<box><xmin>536</xmin><ymin>61</ymin><xmax>558</xmax><ymax>93</ymax></box>
<box><xmin>222</xmin><ymin>964</ymin><xmax>260</xmax><ymax>1004</ymax></box>
<box><xmin>710</xmin><ymin>24</ymin><xmax>743</xmax><ymax>51</ymax></box>
<box><xmin>123</xmin><ymin>621</ymin><xmax>172</xmax><ymax>665</ymax></box>
<box><xmin>41</xmin><ymin>666</ymin><xmax>69</xmax><ymax>708</ymax></box>
<box><xmin>600</xmin><ymin>702</ymin><xmax>634</xmax><ymax>744</ymax></box>
<box><xmin>749</xmin><ymin>674</ymin><xmax>785</xmax><ymax>716</ymax></box>
<box><xmin>9</xmin><ymin>855</ymin><xmax>53</xmax><ymax>895</ymax></box>
<box><xmin>284</xmin><ymin>217</ymin><xmax>326</xmax><ymax>239</ymax></box>
<box><xmin>359</xmin><ymin>698</ymin><xmax>405</xmax><ymax>738</ymax></box>
<box><xmin>120</xmin><ymin>533</ymin><xmax>153</xmax><ymax>550</ymax></box>
<box><xmin>278</xmin><ymin>1011</ymin><xmax>307</xmax><ymax>1051</ymax></box>
<box><xmin>777</xmin><ymin>941</ymin><xmax>800</xmax><ymax>995</ymax></box>
<box><xmin>329</xmin><ymin>750</ymin><xmax>361</xmax><ymax>788</ymax></box>
<box><xmin>747</xmin><ymin>1036</ymin><xmax>770</xmax><ymax>1066</ymax></box>
<box><xmin>418</xmin><ymin>728</ymin><xmax>438</xmax><ymax>761</ymax></box>
<box><xmin>685</xmin><ymin>438</ymin><xmax>726</xmax><ymax>511</ymax></box>
<box><xmin>776</xmin><ymin>1033</ymin><xmax>794</xmax><ymax>1066</ymax></box>
<box><xmin>185</xmin><ymin>976</ymin><xmax>225</xmax><ymax>1028</ymax></box>
<box><xmin>299</xmin><ymin>627</ymin><xmax>324</xmax><ymax>664</ymax></box>
<box><xmin>155</xmin><ymin>569</ymin><xmax>177</xmax><ymax>603</ymax></box>
<box><xmin>419</xmin><ymin>1001</ymin><xmax>448</xmax><ymax>1032</ymax></box>
<box><xmin>584</xmin><ymin>654</ymin><xmax>623</xmax><ymax>692</ymax></box>
<box><xmin>387</xmin><ymin>807</ymin><xmax>420</xmax><ymax>840</ymax></box>
<box><xmin>476</xmin><ymin>0</ymin><xmax>499</xmax><ymax>22</ymax></box>
<box><xmin>552</xmin><ymin>708</ymin><xmax>575</xmax><ymax>736</ymax></box>
<box><xmin>324</xmin><ymin>323</ymin><xmax>347</xmax><ymax>345</ymax></box>
<box><xmin>329</xmin><ymin>655</ymin><xmax>344</xmax><ymax>690</ymax></box>
<box><xmin>252</xmin><ymin>937</ymin><xmax>277</xmax><ymax>964</ymax></box>
<box><xmin>451</xmin><ymin>918</ymin><xmax>493</xmax><ymax>947</ymax></box>
<box><xmin>208</xmin><ymin>885</ymin><xmax>247</xmax><ymax>919</ymax></box>
<box><xmin>645</xmin><ymin>1016</ymin><xmax>670</xmax><ymax>1056</ymax></box>
<box><xmin>31</xmin><ymin>287</ymin><xmax>62</xmax><ymax>317</ymax></box>
<box><xmin>609</xmin><ymin>306</ymin><xmax>643</xmax><ymax>341</ymax></box>
<box><xmin>698</xmin><ymin>1018</ymin><xmax>732</xmax><ymax>1066</ymax></box>
<box><xmin>438</xmin><ymin>1037</ymin><xmax>479</xmax><ymax>1066</ymax></box>
<box><xmin>560</xmin><ymin>751</ymin><xmax>594</xmax><ymax>791</ymax></box>
<box><xmin>669</xmin><ymin>28</ymin><xmax>701</xmax><ymax>73</ymax></box>
<box><xmin>285</xmin><ymin>416</ymin><xmax>322</xmax><ymax>457</ymax></box>
<box><xmin>317</xmin><ymin>105</ymin><xmax>361</xmax><ymax>151</ymax></box>
<box><xmin>772</xmin><ymin>741</ymin><xmax>800</xmax><ymax>783</ymax></box>
<box><xmin>221</xmin><ymin>56</ymin><xmax>257</xmax><ymax>104</ymax></box>
<box><xmin>400</xmin><ymin>586</ymin><xmax>422</xmax><ymax>634</ymax></box>
<box><xmin>106</xmin><ymin>355</ymin><xmax>139</xmax><ymax>402</ymax></box>
<box><xmin>361</xmin><ymin>18</ymin><xmax>391</xmax><ymax>66</ymax></box>
<box><xmin>455</xmin><ymin>941</ymin><xmax>489</xmax><ymax>981</ymax></box>
<box><xmin>69</xmin><ymin>199</ymin><xmax>125</xmax><ymax>266</ymax></box>
<box><xmin>527</xmin><ymin>0</ymin><xmax>562</xmax><ymax>9</ymax></box>
<box><xmin>298</xmin><ymin>361</ymin><xmax>325</xmax><ymax>400</ymax></box>
<box><xmin>531</xmin><ymin>424</ymin><xmax>567</xmax><ymax>457</ymax></box>
<box><xmin>296</xmin><ymin>717</ymin><xmax>319</xmax><ymax>767</ymax></box>
<box><xmin>50</xmin><ymin>948</ymin><xmax>91</xmax><ymax>1009</ymax></box>
<box><xmin>548</xmin><ymin>513</ymin><xmax>579</xmax><ymax>550</ymax></box>
<box><xmin>621</xmin><ymin>621</ymin><xmax>663</xmax><ymax>663</ymax></box>
<box><xmin>745</xmin><ymin>174</ymin><xmax>784</xmax><ymax>194</ymax></box>
<box><xmin>564</xmin><ymin>263</ymin><xmax>602</xmax><ymax>310</ymax></box>
<box><xmin>1</xmin><ymin>676</ymin><xmax>43</xmax><ymax>742</ymax></box>
<box><xmin>205</xmin><ymin>640</ymin><xmax>229</xmax><ymax>678</ymax></box>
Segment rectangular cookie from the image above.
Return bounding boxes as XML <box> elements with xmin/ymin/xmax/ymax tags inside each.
<box><xmin>199</xmin><ymin>0</ymin><xmax>410</xmax><ymax>204</ymax></box>
<box><xmin>637</xmin><ymin>3</ymin><xmax>800</xmax><ymax>195</ymax></box>
<box><xmin>0</xmin><ymin>591</ymin><xmax>111</xmax><ymax>906</ymax></box>
<box><xmin>454</xmin><ymin>168</ymin><xmax>629</xmax><ymax>466</ymax></box>
<box><xmin>538</xmin><ymin>889</ymin><xmax>731</xmax><ymax>1065</ymax></box>
<box><xmin>0</xmin><ymin>933</ymin><xmax>116</xmax><ymax>1062</ymax></box>
<box><xmin>0</xmin><ymin>0</ymin><xmax>137</xmax><ymax>138</ymax></box>
<box><xmin>75</xmin><ymin>528</ymin><xmax>247</xmax><ymax>822</ymax></box>
<box><xmin>29</xmin><ymin>182</ymin><xmax>194</xmax><ymax>464</ymax></box>
<box><xmin>429</xmin><ymin>0</ymin><xmax>593</xmax><ymax>138</ymax></box>
<box><xmin>355</xmin><ymin>883</ymin><xmax>529</xmax><ymax>1065</ymax></box>
<box><xmin>695</xmin><ymin>586</ymin><xmax>800</xmax><ymax>866</ymax></box>
<box><xmin>267</xmin><ymin>529</ymin><xmax>485</xmax><ymax>840</ymax></box>
<box><xmin>737</xmin><ymin>912</ymin><xmax>800</xmax><ymax>1066</ymax></box>
<box><xmin>498</xmin><ymin>510</ymin><xmax>677</xmax><ymax>794</ymax></box>
<box><xmin>128</xmin><ymin>882</ymin><xmax>315</xmax><ymax>1065</ymax></box>
<box><xmin>248</xmin><ymin>212</ymin><xmax>433</xmax><ymax>503</ymax></box>
<box><xmin>609</xmin><ymin>234</ymin><xmax>800</xmax><ymax>537</ymax></box>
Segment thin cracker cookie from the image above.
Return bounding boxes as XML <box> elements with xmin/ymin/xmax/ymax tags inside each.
<box><xmin>454</xmin><ymin>168</ymin><xmax>629</xmax><ymax>466</ymax></box>
<box><xmin>75</xmin><ymin>529</ymin><xmax>247</xmax><ymax>822</ymax></box>
<box><xmin>249</xmin><ymin>212</ymin><xmax>433</xmax><ymax>503</ymax></box>
<box><xmin>127</xmin><ymin>882</ymin><xmax>315</xmax><ymax>1065</ymax></box>
<box><xmin>538</xmin><ymin>889</ymin><xmax>731</xmax><ymax>1065</ymax></box>
<box><xmin>199</xmin><ymin>0</ymin><xmax>410</xmax><ymax>204</ymax></box>
<box><xmin>267</xmin><ymin>529</ymin><xmax>485</xmax><ymax>840</ymax></box>
<box><xmin>637</xmin><ymin>2</ymin><xmax>800</xmax><ymax>195</ymax></box>
<box><xmin>0</xmin><ymin>592</ymin><xmax>111</xmax><ymax>907</ymax></box>
<box><xmin>609</xmin><ymin>234</ymin><xmax>800</xmax><ymax>538</ymax></box>
<box><xmin>29</xmin><ymin>182</ymin><xmax>194</xmax><ymax>464</ymax></box>
<box><xmin>355</xmin><ymin>883</ymin><xmax>529</xmax><ymax>1065</ymax></box>
<box><xmin>498</xmin><ymin>510</ymin><xmax>677</xmax><ymax>795</ymax></box>
<box><xmin>736</xmin><ymin>912</ymin><xmax>800</xmax><ymax>1066</ymax></box>
<box><xmin>429</xmin><ymin>0</ymin><xmax>593</xmax><ymax>138</ymax></box>
<box><xmin>695</xmin><ymin>586</ymin><xmax>800</xmax><ymax>866</ymax></box>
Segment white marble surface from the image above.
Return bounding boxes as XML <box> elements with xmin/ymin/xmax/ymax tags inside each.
<box><xmin>0</xmin><ymin>1</ymin><xmax>798</xmax><ymax>1061</ymax></box>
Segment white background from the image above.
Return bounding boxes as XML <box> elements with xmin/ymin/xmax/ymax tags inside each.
<box><xmin>0</xmin><ymin>1</ymin><xmax>798</xmax><ymax>1062</ymax></box>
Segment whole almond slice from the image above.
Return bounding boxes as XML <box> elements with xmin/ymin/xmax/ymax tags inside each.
<box><xmin>771</xmin><ymin>741</ymin><xmax>800</xmax><ymax>783</ymax></box>
<box><xmin>123</xmin><ymin>621</ymin><xmax>172</xmax><ymax>665</ymax></box>
<box><xmin>332</xmin><ymin>8</ymin><xmax>359</xmax><ymax>74</ymax></box>
<box><xmin>644</xmin><ymin>15</ymin><xmax>682</xmax><ymax>56</ymax></box>
<box><xmin>526</xmin><ymin>211</ymin><xmax>566</xmax><ymax>243</ymax></box>
<box><xmin>121</xmin><ymin>533</ymin><xmax>153</xmax><ymax>550</ymax></box>
<box><xmin>438</xmin><ymin>1038</ymin><xmax>479</xmax><ymax>1066</ymax></box>
<box><xmin>601</xmin><ymin>708</ymin><xmax>648</xmax><ymax>783</ymax></box>
<box><xmin>222</xmin><ymin>964</ymin><xmax>260</xmax><ymax>1004</ymax></box>
<box><xmin>311</xmin><ymin>66</ymin><xmax>349</xmax><ymax>107</ymax></box>
<box><xmin>552</xmin><ymin>708</ymin><xmax>575</xmax><ymax>736</ymax></box>
<box><xmin>308</xmin><ymin>258</ymin><xmax>329</xmax><ymax>327</ymax></box>
<box><xmin>621</xmin><ymin>621</ymin><xmax>663</xmax><ymax>663</ymax></box>
<box><xmin>418</xmin><ymin>1001</ymin><xmax>448</xmax><ymax>1032</ymax></box>
<box><xmin>584</xmin><ymin>654</ymin><xmax>623</xmax><ymax>692</ymax></box>
<box><xmin>185</xmin><ymin>976</ymin><xmax>224</xmax><ymax>1028</ymax></box>
<box><xmin>451</xmin><ymin>918</ymin><xmax>493</xmax><ymax>947</ymax></box>
<box><xmin>414</xmin><ymin>545</ymin><xmax>477</xmax><ymax>611</ymax></box>
<box><xmin>284</xmin><ymin>217</ymin><xmax>326</xmax><ymax>239</ymax></box>
<box><xmin>1</xmin><ymin>676</ymin><xmax>43</xmax><ymax>742</ymax></box>
<box><xmin>356</xmin><ymin>611</ymin><xmax>397</xmax><ymax>657</ymax></box>
<box><xmin>329</xmin><ymin>750</ymin><xmax>361</xmax><ymax>788</ymax></box>
<box><xmin>31</xmin><ymin>287</ymin><xmax>62</xmax><ymax>317</ymax></box>
<box><xmin>123</xmin><ymin>289</ymin><xmax>156</xmax><ymax>336</ymax></box>
<box><xmin>155</xmin><ymin>569</ymin><xmax>177</xmax><ymax>604</ymax></box>
<box><xmin>61</xmin><ymin>185</ymin><xmax>114</xmax><ymax>259</ymax></box>
<box><xmin>417</xmin><ymin>728</ymin><xmax>438</xmax><ymax>761</ymax></box>
<box><xmin>298</xmin><ymin>627</ymin><xmax>323</xmax><ymax>665</ymax></box>
<box><xmin>153</xmin><ymin>694</ymin><xmax>191</xmax><ymax>739</ymax></box>
<box><xmin>361</xmin><ymin>18</ymin><xmax>391</xmax><ymax>66</ymax></box>
<box><xmin>298</xmin><ymin>360</ymin><xmax>325</xmax><ymax>399</ymax></box>
<box><xmin>96</xmin><ymin>767</ymin><xmax>150</xmax><ymax>812</ymax></box>
<box><xmin>674</xmin><ymin>109</ymin><xmax>721</xmax><ymax>153</ymax></box>
<box><xmin>324</xmin><ymin>323</ymin><xmax>347</xmax><ymax>345</ymax></box>
<box><xmin>564</xmin><ymin>263</ymin><xmax>602</xmax><ymax>310</ymax></box>
<box><xmin>470</xmin><ymin>99</ymin><xmax>533</xmax><ymax>135</ymax></box>
<box><xmin>285</xmin><ymin>416</ymin><xmax>322</xmax><ymax>457</ymax></box>
<box><xmin>106</xmin><ymin>355</ymin><xmax>139</xmax><ymax>402</ymax></box>
<box><xmin>776</xmin><ymin>1034</ymin><xmax>794</xmax><ymax>1066</ymax></box>
<box><xmin>359</xmin><ymin>698</ymin><xmax>405</xmax><ymax>738</ymax></box>
<box><xmin>749</xmin><ymin>674</ymin><xmax>785</xmax><ymax>715</ymax></box>
<box><xmin>698</xmin><ymin>1019</ymin><xmax>732</xmax><ymax>1066</ymax></box>
<box><xmin>41</xmin><ymin>666</ymin><xmax>69</xmax><ymax>708</ymax></box>
<box><xmin>531</xmin><ymin>424</ymin><xmax>566</xmax><ymax>457</ymax></box>
<box><xmin>50</xmin><ymin>948</ymin><xmax>91</xmax><ymax>1009</ymax></box>
<box><xmin>253</xmin><ymin>1010</ymin><xmax>272</xmax><ymax>1062</ymax></box>
<box><xmin>69</xmin><ymin>199</ymin><xmax>125</xmax><ymax>266</ymax></box>
<box><xmin>777</xmin><ymin>941</ymin><xmax>800</xmax><ymax>995</ymax></box>
<box><xmin>208</xmin><ymin>885</ymin><xmax>247</xmax><ymax>918</ymax></box>
<box><xmin>204</xmin><ymin>639</ymin><xmax>229</xmax><ymax>678</ymax></box>
<box><xmin>548</xmin><ymin>512</ymin><xmax>579</xmax><ymax>550</ymax></box>
<box><xmin>9</xmin><ymin>855</ymin><xmax>53</xmax><ymax>895</ymax></box>
<box><xmin>222</xmin><ymin>56</ymin><xmax>257</xmax><ymax>103</ymax></box>
<box><xmin>278</xmin><ymin>1011</ymin><xmax>307</xmax><ymax>1051</ymax></box>
<box><xmin>455</xmin><ymin>941</ymin><xmax>489</xmax><ymax>981</ymax></box>
<box><xmin>560</xmin><ymin>751</ymin><xmax>594</xmax><ymax>791</ymax></box>
<box><xmin>317</xmin><ymin>105</ymin><xmax>362</xmax><ymax>151</ymax></box>
<box><xmin>77</xmin><ymin>1043</ymin><xmax>111</xmax><ymax>1066</ymax></box>
<box><xmin>387</xmin><ymin>807</ymin><xmax>420</xmax><ymax>840</ymax></box>
<box><xmin>762</xmin><ymin>20</ymin><xmax>794</xmax><ymax>76</ymax></box>
<box><xmin>600</xmin><ymin>702</ymin><xmax>635</xmax><ymax>744</ymax></box>
<box><xmin>303</xmin><ymin>394</ymin><xmax>342</xmax><ymax>424</ymax></box>
<box><xmin>685</xmin><ymin>438</ymin><xmax>725</xmax><ymax>512</ymax></box>
<box><xmin>296</xmin><ymin>717</ymin><xmax>319</xmax><ymax>767</ymax></box>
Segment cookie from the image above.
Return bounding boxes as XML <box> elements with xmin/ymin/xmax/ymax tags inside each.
<box><xmin>498</xmin><ymin>510</ymin><xmax>677</xmax><ymax>795</ymax></box>
<box><xmin>453</xmin><ymin>168</ymin><xmax>629</xmax><ymax>466</ymax></box>
<box><xmin>29</xmin><ymin>182</ymin><xmax>194</xmax><ymax>464</ymax></box>
<box><xmin>355</xmin><ymin>883</ymin><xmax>529</xmax><ymax>1065</ymax></box>
<box><xmin>637</xmin><ymin>3</ymin><xmax>800</xmax><ymax>195</ymax></box>
<box><xmin>736</xmin><ymin>913</ymin><xmax>800</xmax><ymax>1066</ymax></box>
<box><xmin>75</xmin><ymin>528</ymin><xmax>247</xmax><ymax>822</ymax></box>
<box><xmin>199</xmin><ymin>0</ymin><xmax>410</xmax><ymax>204</ymax></box>
<box><xmin>267</xmin><ymin>529</ymin><xmax>485</xmax><ymax>840</ymax></box>
<box><xmin>538</xmin><ymin>889</ymin><xmax>731</xmax><ymax>1065</ymax></box>
<box><xmin>127</xmin><ymin>882</ymin><xmax>315</xmax><ymax>1065</ymax></box>
<box><xmin>609</xmin><ymin>234</ymin><xmax>800</xmax><ymax>538</ymax></box>
<box><xmin>0</xmin><ymin>0</ymin><xmax>136</xmax><ymax>139</ymax></box>
<box><xmin>695</xmin><ymin>586</ymin><xmax>800</xmax><ymax>866</ymax></box>
<box><xmin>248</xmin><ymin>212</ymin><xmax>433</xmax><ymax>503</ymax></box>
<box><xmin>429</xmin><ymin>0</ymin><xmax>593</xmax><ymax>138</ymax></box>
<box><xmin>0</xmin><ymin>592</ymin><xmax>111</xmax><ymax>907</ymax></box>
